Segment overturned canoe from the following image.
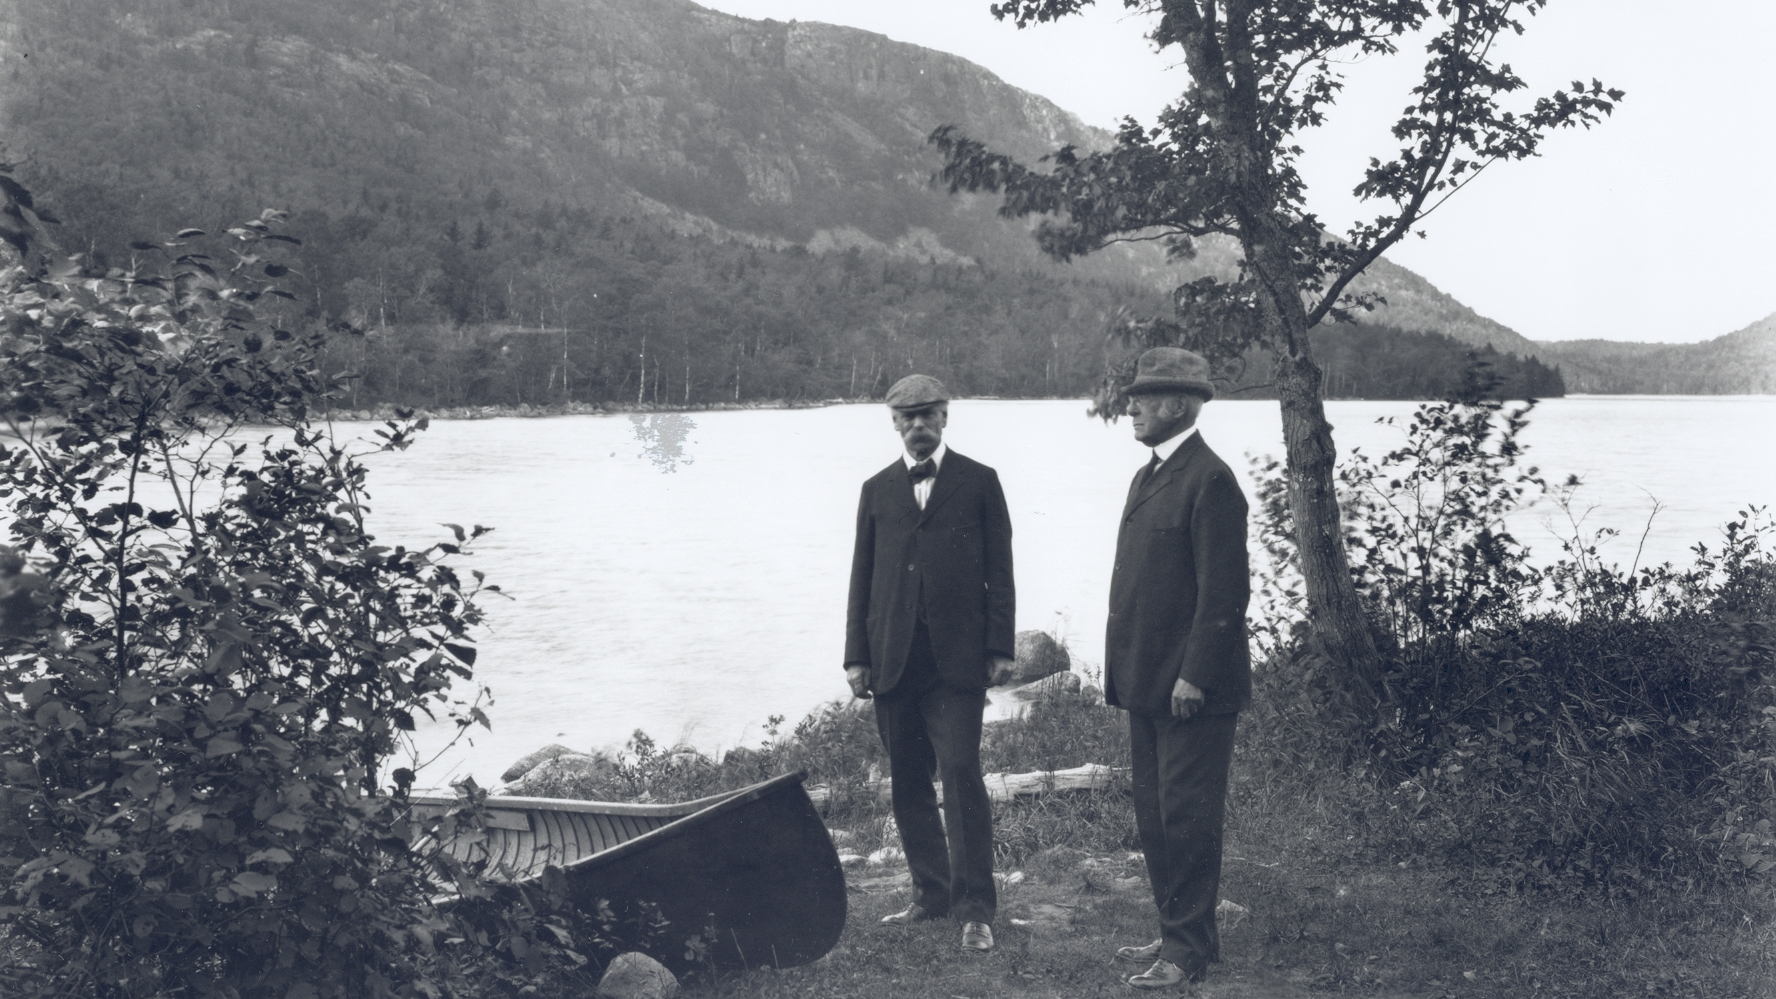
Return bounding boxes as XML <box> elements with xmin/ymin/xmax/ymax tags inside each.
<box><xmin>410</xmin><ymin>772</ymin><xmax>846</xmax><ymax>972</ymax></box>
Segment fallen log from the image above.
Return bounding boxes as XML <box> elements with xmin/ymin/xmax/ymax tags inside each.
<box><xmin>806</xmin><ymin>762</ymin><xmax>1122</xmax><ymax>806</ymax></box>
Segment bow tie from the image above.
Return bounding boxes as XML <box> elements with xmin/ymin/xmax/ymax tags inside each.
<box><xmin>907</xmin><ymin>459</ymin><xmax>938</xmax><ymax>484</ymax></box>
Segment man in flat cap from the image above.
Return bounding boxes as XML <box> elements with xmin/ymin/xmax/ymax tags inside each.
<box><xmin>843</xmin><ymin>373</ymin><xmax>1016</xmax><ymax>952</ymax></box>
<box><xmin>1104</xmin><ymin>347</ymin><xmax>1251</xmax><ymax>989</ymax></box>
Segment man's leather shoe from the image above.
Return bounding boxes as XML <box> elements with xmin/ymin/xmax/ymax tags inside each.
<box><xmin>961</xmin><ymin>921</ymin><xmax>994</xmax><ymax>951</ymax></box>
<box><xmin>1126</xmin><ymin>958</ymin><xmax>1204</xmax><ymax>989</ymax></box>
<box><xmin>1116</xmin><ymin>938</ymin><xmax>1163</xmax><ymax>962</ymax></box>
<box><xmin>879</xmin><ymin>904</ymin><xmax>942</xmax><ymax>926</ymax></box>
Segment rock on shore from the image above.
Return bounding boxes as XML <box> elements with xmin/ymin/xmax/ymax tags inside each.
<box><xmin>499</xmin><ymin>743</ymin><xmax>580</xmax><ymax>783</ymax></box>
<box><xmin>1011</xmin><ymin>630</ymin><xmax>1070</xmax><ymax>684</ymax></box>
<box><xmin>501</xmin><ymin>751</ymin><xmax>618</xmax><ymax>795</ymax></box>
<box><xmin>1008</xmin><ymin>669</ymin><xmax>1082</xmax><ymax>699</ymax></box>
<box><xmin>597</xmin><ymin>952</ymin><xmax>678</xmax><ymax>999</ymax></box>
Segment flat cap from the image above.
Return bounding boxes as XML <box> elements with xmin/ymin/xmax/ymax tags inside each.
<box><xmin>885</xmin><ymin>373</ymin><xmax>950</xmax><ymax>410</ymax></box>
<box><xmin>1125</xmin><ymin>347</ymin><xmax>1215</xmax><ymax>401</ymax></box>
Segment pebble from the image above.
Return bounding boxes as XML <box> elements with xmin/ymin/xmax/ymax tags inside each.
<box><xmin>867</xmin><ymin>846</ymin><xmax>905</xmax><ymax>866</ymax></box>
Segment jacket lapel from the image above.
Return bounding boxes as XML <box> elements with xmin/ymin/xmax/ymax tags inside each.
<box><xmin>886</xmin><ymin>460</ymin><xmax>920</xmax><ymax>519</ymax></box>
<box><xmin>1122</xmin><ymin>434</ymin><xmax>1206</xmax><ymax>522</ymax></box>
<box><xmin>919</xmin><ymin>452</ymin><xmax>967</xmax><ymax>524</ymax></box>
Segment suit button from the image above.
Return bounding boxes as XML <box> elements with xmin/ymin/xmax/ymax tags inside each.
<box><xmin>908</xmin><ymin>564</ymin><xmax>916</xmax><ymax>571</ymax></box>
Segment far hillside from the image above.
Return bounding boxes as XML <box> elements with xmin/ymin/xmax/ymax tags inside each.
<box><xmin>1535</xmin><ymin>314</ymin><xmax>1776</xmax><ymax>394</ymax></box>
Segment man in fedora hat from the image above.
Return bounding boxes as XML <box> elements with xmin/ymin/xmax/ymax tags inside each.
<box><xmin>1104</xmin><ymin>347</ymin><xmax>1251</xmax><ymax>989</ymax></box>
<box><xmin>843</xmin><ymin>373</ymin><xmax>1017</xmax><ymax>952</ymax></box>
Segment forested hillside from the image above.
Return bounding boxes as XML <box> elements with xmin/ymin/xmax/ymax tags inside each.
<box><xmin>0</xmin><ymin>0</ymin><xmax>1574</xmax><ymax>404</ymax></box>
<box><xmin>1534</xmin><ymin>314</ymin><xmax>1776</xmax><ymax>394</ymax></box>
<box><xmin>1226</xmin><ymin>325</ymin><xmax>1564</xmax><ymax>403</ymax></box>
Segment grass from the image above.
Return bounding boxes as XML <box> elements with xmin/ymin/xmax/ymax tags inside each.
<box><xmin>683</xmin><ymin>842</ymin><xmax>1775</xmax><ymax>998</ymax></box>
<box><xmin>524</xmin><ymin>687</ymin><xmax>1774</xmax><ymax>998</ymax></box>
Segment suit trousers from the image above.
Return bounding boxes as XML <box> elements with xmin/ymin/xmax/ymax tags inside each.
<box><xmin>873</xmin><ymin>621</ymin><xmax>996</xmax><ymax>924</ymax></box>
<box><xmin>1128</xmin><ymin>709</ymin><xmax>1239</xmax><ymax>972</ymax></box>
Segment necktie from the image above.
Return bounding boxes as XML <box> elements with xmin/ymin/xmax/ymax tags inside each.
<box><xmin>908</xmin><ymin>459</ymin><xmax>937</xmax><ymax>484</ymax></box>
<box><xmin>1135</xmin><ymin>453</ymin><xmax>1161</xmax><ymax>491</ymax></box>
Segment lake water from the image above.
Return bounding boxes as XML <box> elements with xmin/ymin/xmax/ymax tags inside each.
<box><xmin>343</xmin><ymin>396</ymin><xmax>1776</xmax><ymax>785</ymax></box>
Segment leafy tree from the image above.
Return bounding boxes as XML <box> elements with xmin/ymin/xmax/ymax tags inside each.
<box><xmin>932</xmin><ymin>0</ymin><xmax>1620</xmax><ymax>694</ymax></box>
<box><xmin>0</xmin><ymin>175</ymin><xmax>504</xmax><ymax>997</ymax></box>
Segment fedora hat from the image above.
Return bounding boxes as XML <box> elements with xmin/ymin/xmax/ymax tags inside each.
<box><xmin>1124</xmin><ymin>347</ymin><xmax>1215</xmax><ymax>401</ymax></box>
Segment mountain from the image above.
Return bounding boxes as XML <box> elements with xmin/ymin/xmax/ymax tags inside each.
<box><xmin>1533</xmin><ymin>315</ymin><xmax>1776</xmax><ymax>394</ymax></box>
<box><xmin>0</xmin><ymin>0</ymin><xmax>1175</xmax><ymax>278</ymax></box>
<box><xmin>0</xmin><ymin>0</ymin><xmax>1605</xmax><ymax>404</ymax></box>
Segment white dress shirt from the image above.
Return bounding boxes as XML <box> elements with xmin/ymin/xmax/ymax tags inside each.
<box><xmin>902</xmin><ymin>441</ymin><xmax>948</xmax><ymax>510</ymax></box>
<box><xmin>1150</xmin><ymin>425</ymin><xmax>1199</xmax><ymax>468</ymax></box>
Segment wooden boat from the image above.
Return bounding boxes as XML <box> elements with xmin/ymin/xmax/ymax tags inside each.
<box><xmin>409</xmin><ymin>772</ymin><xmax>846</xmax><ymax>972</ymax></box>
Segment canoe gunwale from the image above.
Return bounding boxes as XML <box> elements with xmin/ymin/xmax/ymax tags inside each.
<box><xmin>552</xmin><ymin>771</ymin><xmax>808</xmax><ymax>878</ymax></box>
<box><xmin>409</xmin><ymin>776</ymin><xmax>781</xmax><ymax>819</ymax></box>
<box><xmin>411</xmin><ymin>771</ymin><xmax>813</xmax><ymax>883</ymax></box>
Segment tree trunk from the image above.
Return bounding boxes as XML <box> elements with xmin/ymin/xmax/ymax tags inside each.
<box><xmin>1245</xmin><ymin>223</ymin><xmax>1384</xmax><ymax>696</ymax></box>
<box><xmin>1270</xmin><ymin>333</ymin><xmax>1383</xmax><ymax>693</ymax></box>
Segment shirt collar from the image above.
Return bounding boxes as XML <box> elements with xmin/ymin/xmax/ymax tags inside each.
<box><xmin>1151</xmin><ymin>425</ymin><xmax>1199</xmax><ymax>465</ymax></box>
<box><xmin>903</xmin><ymin>441</ymin><xmax>948</xmax><ymax>470</ymax></box>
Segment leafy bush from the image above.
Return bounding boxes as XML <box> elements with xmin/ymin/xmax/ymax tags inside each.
<box><xmin>1248</xmin><ymin>389</ymin><xmax>1776</xmax><ymax>889</ymax></box>
<box><xmin>0</xmin><ymin>187</ymin><xmax>512</xmax><ymax>997</ymax></box>
<box><xmin>1249</xmin><ymin>392</ymin><xmax>1544</xmax><ymax>658</ymax></box>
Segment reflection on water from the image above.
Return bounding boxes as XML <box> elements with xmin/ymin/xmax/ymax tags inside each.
<box><xmin>630</xmin><ymin>413</ymin><xmax>697</xmax><ymax>472</ymax></box>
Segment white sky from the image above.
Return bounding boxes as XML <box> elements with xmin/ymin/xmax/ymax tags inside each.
<box><xmin>700</xmin><ymin>0</ymin><xmax>1776</xmax><ymax>344</ymax></box>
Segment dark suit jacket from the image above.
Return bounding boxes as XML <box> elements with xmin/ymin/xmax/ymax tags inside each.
<box><xmin>844</xmin><ymin>450</ymin><xmax>1016</xmax><ymax>694</ymax></box>
<box><xmin>1105</xmin><ymin>432</ymin><xmax>1252</xmax><ymax>715</ymax></box>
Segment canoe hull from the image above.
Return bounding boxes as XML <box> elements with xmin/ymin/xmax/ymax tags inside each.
<box><xmin>571</xmin><ymin>775</ymin><xmax>846</xmax><ymax>972</ymax></box>
<box><xmin>420</xmin><ymin>773</ymin><xmax>846</xmax><ymax>973</ymax></box>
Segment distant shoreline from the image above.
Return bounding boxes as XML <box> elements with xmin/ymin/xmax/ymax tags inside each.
<box><xmin>313</xmin><ymin>392</ymin><xmax>1771</xmax><ymax>423</ymax></box>
<box><xmin>314</xmin><ymin>398</ymin><xmax>1068</xmax><ymax>421</ymax></box>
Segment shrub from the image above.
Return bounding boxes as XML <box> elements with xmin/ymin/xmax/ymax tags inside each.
<box><xmin>1249</xmin><ymin>390</ymin><xmax>1776</xmax><ymax>889</ymax></box>
<box><xmin>0</xmin><ymin>186</ymin><xmax>506</xmax><ymax>997</ymax></box>
<box><xmin>1249</xmin><ymin>392</ymin><xmax>1544</xmax><ymax>659</ymax></box>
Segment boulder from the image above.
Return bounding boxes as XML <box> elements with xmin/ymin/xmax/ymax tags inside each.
<box><xmin>597</xmin><ymin>952</ymin><xmax>678</xmax><ymax>999</ymax></box>
<box><xmin>500</xmin><ymin>743</ymin><xmax>580</xmax><ymax>783</ymax></box>
<box><xmin>501</xmin><ymin>751</ymin><xmax>615</xmax><ymax>796</ymax></box>
<box><xmin>1009</xmin><ymin>669</ymin><xmax>1082</xmax><ymax>700</ymax></box>
<box><xmin>1010</xmin><ymin>630</ymin><xmax>1070</xmax><ymax>684</ymax></box>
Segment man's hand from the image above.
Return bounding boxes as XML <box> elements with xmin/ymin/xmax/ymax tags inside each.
<box><xmin>845</xmin><ymin>665</ymin><xmax>872</xmax><ymax>699</ymax></box>
<box><xmin>1171</xmin><ymin>678</ymin><xmax>1206</xmax><ymax>719</ymax></box>
<box><xmin>988</xmin><ymin>655</ymin><xmax>1017</xmax><ymax>687</ymax></box>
